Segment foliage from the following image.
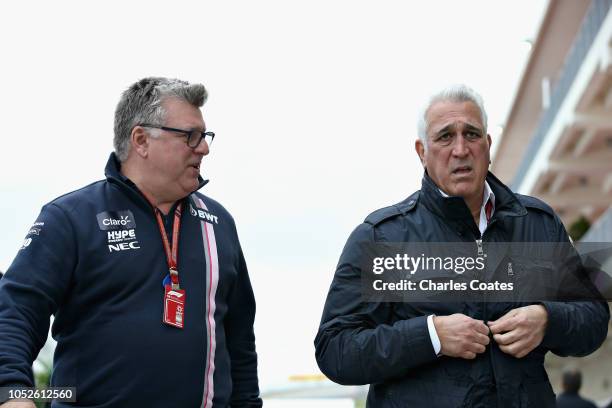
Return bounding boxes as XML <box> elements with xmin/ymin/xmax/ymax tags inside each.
<box><xmin>568</xmin><ymin>215</ymin><xmax>591</xmax><ymax>241</ymax></box>
<box><xmin>34</xmin><ymin>358</ymin><xmax>52</xmax><ymax>408</ymax></box>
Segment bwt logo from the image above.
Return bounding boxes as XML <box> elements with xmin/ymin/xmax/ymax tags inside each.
<box><xmin>97</xmin><ymin>210</ymin><xmax>137</xmax><ymax>230</ymax></box>
<box><xmin>108</xmin><ymin>241</ymin><xmax>141</xmax><ymax>252</ymax></box>
<box><xmin>189</xmin><ymin>204</ymin><xmax>219</xmax><ymax>224</ymax></box>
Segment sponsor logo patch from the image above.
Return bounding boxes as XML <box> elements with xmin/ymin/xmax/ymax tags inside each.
<box><xmin>20</xmin><ymin>237</ymin><xmax>32</xmax><ymax>250</ymax></box>
<box><xmin>108</xmin><ymin>241</ymin><xmax>141</xmax><ymax>252</ymax></box>
<box><xmin>97</xmin><ymin>210</ymin><xmax>140</xmax><ymax>252</ymax></box>
<box><xmin>106</xmin><ymin>227</ymin><xmax>140</xmax><ymax>253</ymax></box>
<box><xmin>188</xmin><ymin>204</ymin><xmax>219</xmax><ymax>224</ymax></box>
<box><xmin>96</xmin><ymin>210</ymin><xmax>137</xmax><ymax>231</ymax></box>
<box><xmin>21</xmin><ymin>221</ymin><xmax>44</xmax><ymax>250</ymax></box>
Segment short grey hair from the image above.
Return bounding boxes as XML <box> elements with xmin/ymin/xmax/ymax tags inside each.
<box><xmin>114</xmin><ymin>77</ymin><xmax>208</xmax><ymax>162</ymax></box>
<box><xmin>416</xmin><ymin>84</ymin><xmax>488</xmax><ymax>150</ymax></box>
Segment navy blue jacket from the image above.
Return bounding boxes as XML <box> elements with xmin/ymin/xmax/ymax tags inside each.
<box><xmin>315</xmin><ymin>172</ymin><xmax>609</xmax><ymax>408</ymax></box>
<box><xmin>0</xmin><ymin>154</ymin><xmax>261</xmax><ymax>407</ymax></box>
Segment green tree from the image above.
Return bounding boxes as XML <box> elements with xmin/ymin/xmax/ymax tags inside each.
<box><xmin>568</xmin><ymin>215</ymin><xmax>591</xmax><ymax>241</ymax></box>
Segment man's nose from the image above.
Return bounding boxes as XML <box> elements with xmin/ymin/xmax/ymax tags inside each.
<box><xmin>451</xmin><ymin>134</ymin><xmax>469</xmax><ymax>157</ymax></box>
<box><xmin>194</xmin><ymin>139</ymin><xmax>210</xmax><ymax>156</ymax></box>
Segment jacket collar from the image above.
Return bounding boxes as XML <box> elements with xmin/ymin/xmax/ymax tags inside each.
<box><xmin>104</xmin><ymin>153</ymin><xmax>209</xmax><ymax>209</ymax></box>
<box><xmin>419</xmin><ymin>170</ymin><xmax>527</xmax><ymax>223</ymax></box>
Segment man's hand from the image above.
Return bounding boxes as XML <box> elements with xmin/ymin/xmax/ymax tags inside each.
<box><xmin>0</xmin><ymin>400</ymin><xmax>36</xmax><ymax>408</ymax></box>
<box><xmin>433</xmin><ymin>313</ymin><xmax>490</xmax><ymax>359</ymax></box>
<box><xmin>488</xmin><ymin>304</ymin><xmax>548</xmax><ymax>358</ymax></box>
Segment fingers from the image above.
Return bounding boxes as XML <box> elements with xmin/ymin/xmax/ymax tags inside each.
<box><xmin>436</xmin><ymin>314</ymin><xmax>492</xmax><ymax>359</ymax></box>
<box><xmin>455</xmin><ymin>317</ymin><xmax>490</xmax><ymax>358</ymax></box>
<box><xmin>473</xmin><ymin>320</ymin><xmax>490</xmax><ymax>336</ymax></box>
<box><xmin>498</xmin><ymin>342</ymin><xmax>517</xmax><ymax>356</ymax></box>
<box><xmin>475</xmin><ymin>332</ymin><xmax>490</xmax><ymax>346</ymax></box>
<box><xmin>489</xmin><ymin>305</ymin><xmax>547</xmax><ymax>358</ymax></box>
<box><xmin>498</xmin><ymin>340</ymin><xmax>532</xmax><ymax>359</ymax></box>
<box><xmin>438</xmin><ymin>306</ymin><xmax>546</xmax><ymax>360</ymax></box>
<box><xmin>488</xmin><ymin>315</ymin><xmax>517</xmax><ymax>334</ymax></box>
<box><xmin>0</xmin><ymin>401</ymin><xmax>37</xmax><ymax>408</ymax></box>
<box><xmin>469</xmin><ymin>341</ymin><xmax>487</xmax><ymax>354</ymax></box>
<box><xmin>492</xmin><ymin>329</ymin><xmax>520</xmax><ymax>346</ymax></box>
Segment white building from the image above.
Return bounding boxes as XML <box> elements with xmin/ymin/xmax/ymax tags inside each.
<box><xmin>491</xmin><ymin>0</ymin><xmax>612</xmax><ymax>404</ymax></box>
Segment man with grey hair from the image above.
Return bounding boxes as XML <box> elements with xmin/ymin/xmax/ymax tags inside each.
<box><xmin>315</xmin><ymin>84</ymin><xmax>609</xmax><ymax>407</ymax></box>
<box><xmin>0</xmin><ymin>77</ymin><xmax>262</xmax><ymax>407</ymax></box>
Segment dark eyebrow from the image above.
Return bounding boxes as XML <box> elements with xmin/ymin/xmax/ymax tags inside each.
<box><xmin>464</xmin><ymin>124</ymin><xmax>484</xmax><ymax>135</ymax></box>
<box><xmin>433</xmin><ymin>122</ymin><xmax>484</xmax><ymax>138</ymax></box>
<box><xmin>435</xmin><ymin>124</ymin><xmax>455</xmax><ymax>136</ymax></box>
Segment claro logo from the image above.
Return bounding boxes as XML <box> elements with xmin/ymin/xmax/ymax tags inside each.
<box><xmin>96</xmin><ymin>210</ymin><xmax>137</xmax><ymax>231</ymax></box>
<box><xmin>103</xmin><ymin>216</ymin><xmax>130</xmax><ymax>226</ymax></box>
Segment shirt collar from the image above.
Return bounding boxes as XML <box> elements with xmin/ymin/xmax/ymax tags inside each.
<box><xmin>482</xmin><ymin>180</ymin><xmax>495</xmax><ymax>211</ymax></box>
<box><xmin>437</xmin><ymin>180</ymin><xmax>496</xmax><ymax>212</ymax></box>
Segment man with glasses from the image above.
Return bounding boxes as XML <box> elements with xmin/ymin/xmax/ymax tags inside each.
<box><xmin>0</xmin><ymin>77</ymin><xmax>262</xmax><ymax>407</ymax></box>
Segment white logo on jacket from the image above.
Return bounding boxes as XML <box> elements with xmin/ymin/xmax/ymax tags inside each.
<box><xmin>20</xmin><ymin>238</ymin><xmax>32</xmax><ymax>250</ymax></box>
<box><xmin>189</xmin><ymin>204</ymin><xmax>219</xmax><ymax>224</ymax></box>
<box><xmin>105</xmin><ymin>228</ymin><xmax>140</xmax><ymax>252</ymax></box>
<box><xmin>102</xmin><ymin>215</ymin><xmax>131</xmax><ymax>227</ymax></box>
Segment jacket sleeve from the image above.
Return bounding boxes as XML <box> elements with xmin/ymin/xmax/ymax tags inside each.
<box><xmin>0</xmin><ymin>203</ymin><xmax>77</xmax><ymax>388</ymax></box>
<box><xmin>539</xmin><ymin>214</ymin><xmax>610</xmax><ymax>357</ymax></box>
<box><xmin>314</xmin><ymin>223</ymin><xmax>438</xmax><ymax>385</ymax></box>
<box><xmin>224</xmin><ymin>237</ymin><xmax>262</xmax><ymax>407</ymax></box>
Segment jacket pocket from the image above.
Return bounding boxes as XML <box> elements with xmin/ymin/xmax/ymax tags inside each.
<box><xmin>511</xmin><ymin>257</ymin><xmax>557</xmax><ymax>302</ymax></box>
<box><xmin>519</xmin><ymin>379</ymin><xmax>556</xmax><ymax>408</ymax></box>
<box><xmin>388</xmin><ymin>378</ymin><xmax>471</xmax><ymax>408</ymax></box>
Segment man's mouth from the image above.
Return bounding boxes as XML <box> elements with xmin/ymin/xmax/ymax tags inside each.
<box><xmin>452</xmin><ymin>166</ymin><xmax>472</xmax><ymax>175</ymax></box>
<box><xmin>190</xmin><ymin>163</ymin><xmax>201</xmax><ymax>171</ymax></box>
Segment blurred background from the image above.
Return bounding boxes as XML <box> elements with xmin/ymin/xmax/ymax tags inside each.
<box><xmin>1</xmin><ymin>0</ymin><xmax>611</xmax><ymax>406</ymax></box>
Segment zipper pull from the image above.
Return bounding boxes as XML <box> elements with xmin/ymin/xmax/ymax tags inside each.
<box><xmin>476</xmin><ymin>239</ymin><xmax>484</xmax><ymax>256</ymax></box>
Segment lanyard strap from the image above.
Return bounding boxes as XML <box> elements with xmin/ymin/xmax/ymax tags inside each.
<box><xmin>141</xmin><ymin>193</ymin><xmax>184</xmax><ymax>290</ymax></box>
<box><xmin>153</xmin><ymin>203</ymin><xmax>183</xmax><ymax>290</ymax></box>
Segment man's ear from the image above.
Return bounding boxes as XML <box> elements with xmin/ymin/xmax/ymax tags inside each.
<box><xmin>415</xmin><ymin>139</ymin><xmax>426</xmax><ymax>168</ymax></box>
<box><xmin>131</xmin><ymin>126</ymin><xmax>150</xmax><ymax>158</ymax></box>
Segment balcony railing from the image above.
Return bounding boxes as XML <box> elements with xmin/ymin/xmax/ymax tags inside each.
<box><xmin>511</xmin><ymin>0</ymin><xmax>612</xmax><ymax>190</ymax></box>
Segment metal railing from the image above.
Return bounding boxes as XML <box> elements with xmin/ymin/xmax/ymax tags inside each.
<box><xmin>511</xmin><ymin>0</ymin><xmax>612</xmax><ymax>191</ymax></box>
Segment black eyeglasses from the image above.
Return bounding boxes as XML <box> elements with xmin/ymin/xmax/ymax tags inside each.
<box><xmin>139</xmin><ymin>124</ymin><xmax>215</xmax><ymax>148</ymax></box>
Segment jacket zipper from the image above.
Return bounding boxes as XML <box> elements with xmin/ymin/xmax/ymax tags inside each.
<box><xmin>479</xmin><ymin>225</ymin><xmax>499</xmax><ymax>397</ymax></box>
<box><xmin>476</xmin><ymin>239</ymin><xmax>484</xmax><ymax>256</ymax></box>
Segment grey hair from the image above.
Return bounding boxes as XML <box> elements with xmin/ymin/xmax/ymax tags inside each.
<box><xmin>416</xmin><ymin>84</ymin><xmax>488</xmax><ymax>150</ymax></box>
<box><xmin>113</xmin><ymin>77</ymin><xmax>208</xmax><ymax>162</ymax></box>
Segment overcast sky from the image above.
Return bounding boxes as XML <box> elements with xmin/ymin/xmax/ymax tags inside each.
<box><xmin>1</xmin><ymin>0</ymin><xmax>548</xmax><ymax>391</ymax></box>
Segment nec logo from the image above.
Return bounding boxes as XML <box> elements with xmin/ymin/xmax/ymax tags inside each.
<box><xmin>189</xmin><ymin>205</ymin><xmax>219</xmax><ymax>224</ymax></box>
<box><xmin>96</xmin><ymin>210</ymin><xmax>137</xmax><ymax>230</ymax></box>
<box><xmin>108</xmin><ymin>241</ymin><xmax>141</xmax><ymax>252</ymax></box>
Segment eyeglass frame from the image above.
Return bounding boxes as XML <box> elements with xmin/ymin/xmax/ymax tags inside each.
<box><xmin>137</xmin><ymin>123</ymin><xmax>215</xmax><ymax>149</ymax></box>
